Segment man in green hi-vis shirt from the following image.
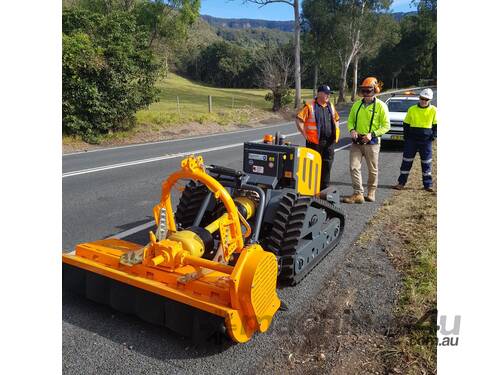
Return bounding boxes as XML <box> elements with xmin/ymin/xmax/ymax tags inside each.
<box><xmin>342</xmin><ymin>77</ymin><xmax>390</xmax><ymax>204</ymax></box>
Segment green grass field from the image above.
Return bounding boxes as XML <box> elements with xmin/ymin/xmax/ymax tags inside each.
<box><xmin>136</xmin><ymin>73</ymin><xmax>315</xmax><ymax>126</ymax></box>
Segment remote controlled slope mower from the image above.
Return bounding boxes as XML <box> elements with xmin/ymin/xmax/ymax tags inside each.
<box><xmin>62</xmin><ymin>134</ymin><xmax>345</xmax><ymax>343</ymax></box>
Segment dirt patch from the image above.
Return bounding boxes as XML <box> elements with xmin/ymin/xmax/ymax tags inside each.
<box><xmin>256</xmin><ymin>144</ymin><xmax>437</xmax><ymax>375</ymax></box>
<box><xmin>62</xmin><ymin>110</ymin><xmax>292</xmax><ymax>154</ymax></box>
<box><xmin>256</xmin><ymin>237</ymin><xmax>400</xmax><ymax>375</ymax></box>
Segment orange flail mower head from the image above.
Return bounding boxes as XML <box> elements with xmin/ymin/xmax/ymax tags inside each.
<box><xmin>62</xmin><ymin>155</ymin><xmax>281</xmax><ymax>343</ymax></box>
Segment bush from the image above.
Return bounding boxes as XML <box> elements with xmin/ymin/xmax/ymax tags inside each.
<box><xmin>62</xmin><ymin>8</ymin><xmax>162</xmax><ymax>139</ymax></box>
<box><xmin>265</xmin><ymin>88</ymin><xmax>293</xmax><ymax>111</ymax></box>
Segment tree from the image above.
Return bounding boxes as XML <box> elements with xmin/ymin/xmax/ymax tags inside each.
<box><xmin>302</xmin><ymin>0</ymin><xmax>335</xmax><ymax>96</ymax></box>
<box><xmin>67</xmin><ymin>1</ymin><xmax>201</xmax><ymax>71</ymax></box>
<box><xmin>62</xmin><ymin>1</ymin><xmax>201</xmax><ymax>142</ymax></box>
<box><xmin>63</xmin><ymin>8</ymin><xmax>162</xmax><ymax>141</ymax></box>
<box><xmin>195</xmin><ymin>41</ymin><xmax>259</xmax><ymax>87</ymax></box>
<box><xmin>260</xmin><ymin>44</ymin><xmax>293</xmax><ymax>111</ymax></box>
<box><xmin>366</xmin><ymin>0</ymin><xmax>435</xmax><ymax>87</ymax></box>
<box><xmin>326</xmin><ymin>0</ymin><xmax>392</xmax><ymax>103</ymax></box>
<box><xmin>240</xmin><ymin>0</ymin><xmax>302</xmax><ymax>108</ymax></box>
<box><xmin>350</xmin><ymin>12</ymin><xmax>399</xmax><ymax>101</ymax></box>
<box><xmin>133</xmin><ymin>0</ymin><xmax>200</xmax><ymax>70</ymax></box>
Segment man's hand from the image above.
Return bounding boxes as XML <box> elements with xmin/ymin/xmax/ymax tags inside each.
<box><xmin>295</xmin><ymin>118</ymin><xmax>307</xmax><ymax>139</ymax></box>
<box><xmin>350</xmin><ymin>130</ymin><xmax>358</xmax><ymax>140</ymax></box>
<box><xmin>361</xmin><ymin>133</ymin><xmax>372</xmax><ymax>143</ymax></box>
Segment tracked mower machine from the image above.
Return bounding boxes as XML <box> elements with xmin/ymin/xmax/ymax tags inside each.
<box><xmin>63</xmin><ymin>134</ymin><xmax>345</xmax><ymax>343</ymax></box>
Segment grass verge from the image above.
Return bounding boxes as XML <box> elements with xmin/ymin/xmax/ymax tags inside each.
<box><xmin>361</xmin><ymin>142</ymin><xmax>437</xmax><ymax>374</ymax></box>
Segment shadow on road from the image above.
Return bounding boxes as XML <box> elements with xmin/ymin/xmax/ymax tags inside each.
<box><xmin>102</xmin><ymin>217</ymin><xmax>156</xmax><ymax>243</ymax></box>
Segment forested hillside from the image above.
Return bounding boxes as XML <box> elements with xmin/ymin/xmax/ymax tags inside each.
<box><xmin>62</xmin><ymin>0</ymin><xmax>436</xmax><ymax>143</ymax></box>
<box><xmin>201</xmin><ymin>14</ymin><xmax>294</xmax><ymax>31</ymax></box>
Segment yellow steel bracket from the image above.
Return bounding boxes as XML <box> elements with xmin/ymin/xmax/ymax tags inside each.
<box><xmin>218</xmin><ymin>214</ymin><xmax>238</xmax><ymax>262</ymax></box>
<box><xmin>181</xmin><ymin>155</ymin><xmax>205</xmax><ymax>174</ymax></box>
<box><xmin>152</xmin><ymin>155</ymin><xmax>245</xmax><ymax>262</ymax></box>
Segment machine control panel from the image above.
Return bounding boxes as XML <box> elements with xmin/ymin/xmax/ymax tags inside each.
<box><xmin>243</xmin><ymin>143</ymin><xmax>295</xmax><ymax>178</ymax></box>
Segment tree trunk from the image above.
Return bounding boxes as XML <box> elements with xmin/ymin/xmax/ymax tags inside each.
<box><xmin>313</xmin><ymin>62</ymin><xmax>318</xmax><ymax>97</ymax></box>
<box><xmin>273</xmin><ymin>92</ymin><xmax>282</xmax><ymax>112</ymax></box>
<box><xmin>338</xmin><ymin>61</ymin><xmax>349</xmax><ymax>103</ymax></box>
<box><xmin>351</xmin><ymin>54</ymin><xmax>358</xmax><ymax>102</ymax></box>
<box><xmin>293</xmin><ymin>0</ymin><xmax>302</xmax><ymax>108</ymax></box>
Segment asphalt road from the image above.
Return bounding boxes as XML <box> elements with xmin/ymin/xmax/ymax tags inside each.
<box><xmin>62</xmin><ymin>90</ymin><xmax>437</xmax><ymax>374</ymax></box>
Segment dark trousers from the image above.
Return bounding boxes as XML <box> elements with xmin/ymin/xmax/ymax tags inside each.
<box><xmin>306</xmin><ymin>141</ymin><xmax>335</xmax><ymax>191</ymax></box>
<box><xmin>397</xmin><ymin>138</ymin><xmax>433</xmax><ymax>188</ymax></box>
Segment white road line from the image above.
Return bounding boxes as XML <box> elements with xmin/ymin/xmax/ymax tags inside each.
<box><xmin>63</xmin><ymin>132</ymin><xmax>295</xmax><ymax>178</ymax></box>
<box><xmin>63</xmin><ymin>122</ymin><xmax>295</xmax><ymax>156</ymax></box>
<box><xmin>62</xmin><ymin>121</ymin><xmax>349</xmax><ymax>179</ymax></box>
<box><xmin>63</xmin><ymin>140</ymin><xmax>254</xmax><ymax>178</ymax></box>
<box><xmin>334</xmin><ymin>143</ymin><xmax>352</xmax><ymax>152</ymax></box>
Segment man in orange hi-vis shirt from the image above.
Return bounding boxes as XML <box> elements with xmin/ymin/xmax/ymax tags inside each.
<box><xmin>295</xmin><ymin>85</ymin><xmax>340</xmax><ymax>191</ymax></box>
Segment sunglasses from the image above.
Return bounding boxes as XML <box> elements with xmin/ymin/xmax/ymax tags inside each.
<box><xmin>360</xmin><ymin>88</ymin><xmax>373</xmax><ymax>94</ymax></box>
<box><xmin>419</xmin><ymin>97</ymin><xmax>430</xmax><ymax>101</ymax></box>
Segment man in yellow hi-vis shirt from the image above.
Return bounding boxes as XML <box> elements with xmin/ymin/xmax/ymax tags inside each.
<box><xmin>342</xmin><ymin>77</ymin><xmax>390</xmax><ymax>204</ymax></box>
<box><xmin>393</xmin><ymin>88</ymin><xmax>437</xmax><ymax>192</ymax></box>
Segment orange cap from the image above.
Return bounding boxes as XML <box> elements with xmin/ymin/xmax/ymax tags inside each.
<box><xmin>263</xmin><ymin>134</ymin><xmax>274</xmax><ymax>143</ymax></box>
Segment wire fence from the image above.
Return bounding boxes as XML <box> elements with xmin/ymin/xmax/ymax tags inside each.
<box><xmin>147</xmin><ymin>95</ymin><xmax>266</xmax><ymax>115</ymax></box>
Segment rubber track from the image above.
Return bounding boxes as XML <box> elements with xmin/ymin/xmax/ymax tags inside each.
<box><xmin>175</xmin><ymin>180</ymin><xmax>211</xmax><ymax>229</ymax></box>
<box><xmin>264</xmin><ymin>192</ymin><xmax>345</xmax><ymax>285</ymax></box>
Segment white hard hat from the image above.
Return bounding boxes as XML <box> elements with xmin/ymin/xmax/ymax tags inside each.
<box><xmin>419</xmin><ymin>88</ymin><xmax>433</xmax><ymax>100</ymax></box>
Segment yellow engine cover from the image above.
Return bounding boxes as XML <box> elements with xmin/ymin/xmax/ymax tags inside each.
<box><xmin>296</xmin><ymin>147</ymin><xmax>322</xmax><ymax>195</ymax></box>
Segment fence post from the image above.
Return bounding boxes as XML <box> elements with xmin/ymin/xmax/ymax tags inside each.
<box><xmin>176</xmin><ymin>96</ymin><xmax>181</xmax><ymax>116</ymax></box>
<box><xmin>208</xmin><ymin>95</ymin><xmax>213</xmax><ymax>113</ymax></box>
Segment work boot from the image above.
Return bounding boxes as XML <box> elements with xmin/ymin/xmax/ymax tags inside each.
<box><xmin>424</xmin><ymin>187</ymin><xmax>434</xmax><ymax>192</ymax></box>
<box><xmin>392</xmin><ymin>184</ymin><xmax>405</xmax><ymax>190</ymax></box>
<box><xmin>342</xmin><ymin>193</ymin><xmax>364</xmax><ymax>204</ymax></box>
<box><xmin>366</xmin><ymin>189</ymin><xmax>376</xmax><ymax>202</ymax></box>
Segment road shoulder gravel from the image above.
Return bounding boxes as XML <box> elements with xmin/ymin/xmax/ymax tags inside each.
<box><xmin>255</xmin><ymin>144</ymin><xmax>437</xmax><ymax>375</ymax></box>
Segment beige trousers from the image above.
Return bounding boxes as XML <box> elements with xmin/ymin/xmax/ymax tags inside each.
<box><xmin>349</xmin><ymin>143</ymin><xmax>381</xmax><ymax>194</ymax></box>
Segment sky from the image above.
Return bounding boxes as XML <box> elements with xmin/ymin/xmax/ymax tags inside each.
<box><xmin>200</xmin><ymin>0</ymin><xmax>416</xmax><ymax>21</ymax></box>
